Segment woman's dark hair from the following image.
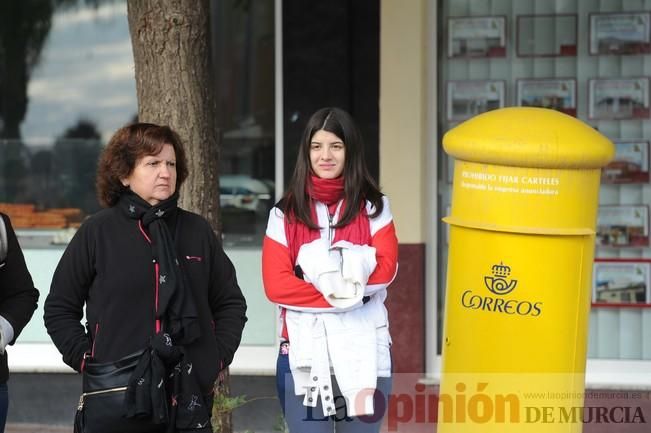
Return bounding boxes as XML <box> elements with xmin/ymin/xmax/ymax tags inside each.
<box><xmin>96</xmin><ymin>123</ymin><xmax>189</xmax><ymax>207</ymax></box>
<box><xmin>282</xmin><ymin>107</ymin><xmax>383</xmax><ymax>228</ymax></box>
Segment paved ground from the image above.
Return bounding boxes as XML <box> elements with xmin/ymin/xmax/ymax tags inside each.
<box><xmin>5</xmin><ymin>425</ymin><xmax>274</xmax><ymax>433</ymax></box>
<box><xmin>6</xmin><ymin>425</ymin><xmax>70</xmax><ymax>433</ymax></box>
<box><xmin>6</xmin><ymin>373</ymin><xmax>280</xmax><ymax>433</ymax></box>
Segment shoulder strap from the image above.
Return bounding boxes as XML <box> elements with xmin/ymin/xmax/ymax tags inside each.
<box><xmin>0</xmin><ymin>215</ymin><xmax>8</xmax><ymax>267</ymax></box>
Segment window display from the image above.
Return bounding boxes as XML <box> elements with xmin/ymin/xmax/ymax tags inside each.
<box><xmin>516</xmin><ymin>14</ymin><xmax>577</xmax><ymax>57</ymax></box>
<box><xmin>440</xmin><ymin>0</ymin><xmax>651</xmax><ymax>361</ymax></box>
<box><xmin>601</xmin><ymin>140</ymin><xmax>650</xmax><ymax>184</ymax></box>
<box><xmin>516</xmin><ymin>78</ymin><xmax>577</xmax><ymax>116</ymax></box>
<box><xmin>588</xmin><ymin>77</ymin><xmax>650</xmax><ymax>120</ymax></box>
<box><xmin>589</xmin><ymin>12</ymin><xmax>651</xmax><ymax>55</ymax></box>
<box><xmin>596</xmin><ymin>205</ymin><xmax>649</xmax><ymax>248</ymax></box>
<box><xmin>446</xmin><ymin>80</ymin><xmax>505</xmax><ymax>121</ymax></box>
<box><xmin>448</xmin><ymin>16</ymin><xmax>507</xmax><ymax>58</ymax></box>
<box><xmin>593</xmin><ymin>259</ymin><xmax>651</xmax><ymax>305</ymax></box>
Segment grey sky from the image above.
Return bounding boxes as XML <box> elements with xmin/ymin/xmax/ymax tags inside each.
<box><xmin>20</xmin><ymin>1</ymin><xmax>137</xmax><ymax>145</ymax></box>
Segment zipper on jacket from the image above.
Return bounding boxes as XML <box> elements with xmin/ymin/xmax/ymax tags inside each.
<box><xmin>326</xmin><ymin>201</ymin><xmax>343</xmax><ymax>245</ymax></box>
<box><xmin>138</xmin><ymin>220</ymin><xmax>161</xmax><ymax>334</ymax></box>
<box><xmin>77</xmin><ymin>386</ymin><xmax>128</xmax><ymax>410</ymax></box>
<box><xmin>154</xmin><ymin>261</ymin><xmax>161</xmax><ymax>333</ymax></box>
<box><xmin>327</xmin><ymin>212</ymin><xmax>334</xmax><ymax>244</ymax></box>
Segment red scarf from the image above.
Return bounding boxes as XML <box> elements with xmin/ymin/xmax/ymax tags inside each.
<box><xmin>285</xmin><ymin>175</ymin><xmax>371</xmax><ymax>264</ymax></box>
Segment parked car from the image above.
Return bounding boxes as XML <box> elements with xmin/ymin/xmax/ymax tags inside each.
<box><xmin>219</xmin><ymin>175</ymin><xmax>273</xmax><ymax>215</ymax></box>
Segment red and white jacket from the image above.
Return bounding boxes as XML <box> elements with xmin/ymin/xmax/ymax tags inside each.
<box><xmin>262</xmin><ymin>196</ymin><xmax>398</xmax><ymax>315</ymax></box>
<box><xmin>262</xmin><ymin>196</ymin><xmax>398</xmax><ymax>415</ymax></box>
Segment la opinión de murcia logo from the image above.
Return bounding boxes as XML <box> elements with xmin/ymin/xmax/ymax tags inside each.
<box><xmin>484</xmin><ymin>262</ymin><xmax>517</xmax><ymax>295</ymax></box>
<box><xmin>460</xmin><ymin>261</ymin><xmax>543</xmax><ymax>317</ymax></box>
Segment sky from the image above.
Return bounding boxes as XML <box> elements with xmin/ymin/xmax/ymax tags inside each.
<box><xmin>20</xmin><ymin>0</ymin><xmax>137</xmax><ymax>145</ymax></box>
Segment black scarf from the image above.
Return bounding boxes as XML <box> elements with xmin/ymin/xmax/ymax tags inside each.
<box><xmin>118</xmin><ymin>191</ymin><xmax>200</xmax><ymax>343</ymax></box>
<box><xmin>119</xmin><ymin>192</ymin><xmax>209</xmax><ymax>431</ymax></box>
<box><xmin>125</xmin><ymin>333</ymin><xmax>211</xmax><ymax>432</ymax></box>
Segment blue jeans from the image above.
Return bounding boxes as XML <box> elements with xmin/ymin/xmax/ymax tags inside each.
<box><xmin>0</xmin><ymin>382</ymin><xmax>7</xmax><ymax>433</ymax></box>
<box><xmin>276</xmin><ymin>351</ymin><xmax>391</xmax><ymax>433</ymax></box>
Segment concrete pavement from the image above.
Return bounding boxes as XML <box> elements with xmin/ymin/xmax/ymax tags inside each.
<box><xmin>6</xmin><ymin>424</ymin><xmax>70</xmax><ymax>433</ymax></box>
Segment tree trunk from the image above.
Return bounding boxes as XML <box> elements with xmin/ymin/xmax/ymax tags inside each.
<box><xmin>127</xmin><ymin>0</ymin><xmax>220</xmax><ymax>232</ymax></box>
<box><xmin>127</xmin><ymin>2</ymin><xmax>231</xmax><ymax>432</ymax></box>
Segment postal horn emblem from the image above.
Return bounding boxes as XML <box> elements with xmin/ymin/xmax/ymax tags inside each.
<box><xmin>484</xmin><ymin>262</ymin><xmax>517</xmax><ymax>295</ymax></box>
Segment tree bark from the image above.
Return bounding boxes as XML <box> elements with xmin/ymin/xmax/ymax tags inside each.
<box><xmin>127</xmin><ymin>2</ymin><xmax>231</xmax><ymax>432</ymax></box>
<box><xmin>127</xmin><ymin>0</ymin><xmax>220</xmax><ymax>232</ymax></box>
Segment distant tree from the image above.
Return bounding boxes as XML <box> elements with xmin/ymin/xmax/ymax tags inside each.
<box><xmin>52</xmin><ymin>119</ymin><xmax>103</xmax><ymax>212</ymax></box>
<box><xmin>0</xmin><ymin>141</ymin><xmax>30</xmax><ymax>202</ymax></box>
<box><xmin>0</xmin><ymin>0</ymin><xmax>105</xmax><ymax>202</ymax></box>
<box><xmin>29</xmin><ymin>148</ymin><xmax>54</xmax><ymax>207</ymax></box>
<box><xmin>0</xmin><ymin>0</ymin><xmax>54</xmax><ymax>139</ymax></box>
<box><xmin>0</xmin><ymin>0</ymin><xmax>54</xmax><ymax>200</ymax></box>
<box><xmin>0</xmin><ymin>0</ymin><xmax>116</xmax><ymax>139</ymax></box>
<box><xmin>60</xmin><ymin>119</ymin><xmax>102</xmax><ymax>140</ymax></box>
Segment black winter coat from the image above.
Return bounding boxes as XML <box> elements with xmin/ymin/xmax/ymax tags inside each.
<box><xmin>43</xmin><ymin>206</ymin><xmax>247</xmax><ymax>395</ymax></box>
<box><xmin>0</xmin><ymin>213</ymin><xmax>39</xmax><ymax>383</ymax></box>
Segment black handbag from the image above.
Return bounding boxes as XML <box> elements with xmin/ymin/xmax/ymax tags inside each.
<box><xmin>74</xmin><ymin>349</ymin><xmax>162</xmax><ymax>433</ymax></box>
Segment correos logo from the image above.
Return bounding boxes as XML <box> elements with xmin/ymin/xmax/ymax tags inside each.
<box><xmin>461</xmin><ymin>262</ymin><xmax>542</xmax><ymax>317</ymax></box>
<box><xmin>484</xmin><ymin>262</ymin><xmax>517</xmax><ymax>295</ymax></box>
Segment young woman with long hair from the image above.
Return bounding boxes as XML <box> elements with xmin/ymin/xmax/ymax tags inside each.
<box><xmin>262</xmin><ymin>107</ymin><xmax>398</xmax><ymax>432</ymax></box>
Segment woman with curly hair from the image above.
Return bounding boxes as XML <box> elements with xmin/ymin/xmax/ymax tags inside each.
<box><xmin>44</xmin><ymin>123</ymin><xmax>247</xmax><ymax>432</ymax></box>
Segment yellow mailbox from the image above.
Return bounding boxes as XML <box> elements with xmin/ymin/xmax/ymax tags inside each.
<box><xmin>438</xmin><ymin>107</ymin><xmax>614</xmax><ymax>432</ymax></box>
